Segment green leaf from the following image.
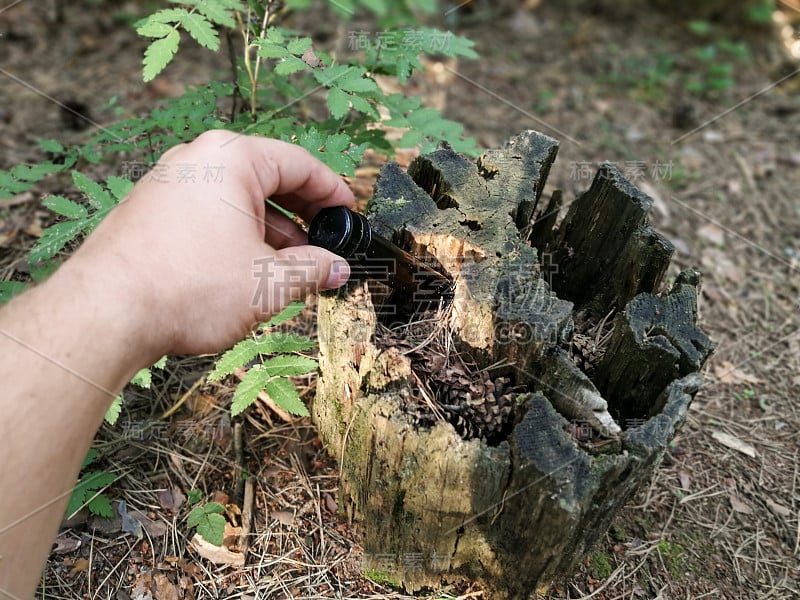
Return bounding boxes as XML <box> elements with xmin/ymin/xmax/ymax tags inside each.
<box><xmin>261</xmin><ymin>355</ymin><xmax>317</xmax><ymax>377</ymax></box>
<box><xmin>688</xmin><ymin>20</ymin><xmax>712</xmax><ymax>36</ymax></box>
<box><xmin>264</xmin><ymin>300</ymin><xmax>306</xmax><ymax>327</ymax></box>
<box><xmin>348</xmin><ymin>94</ymin><xmax>377</xmax><ymax>118</ymax></box>
<box><xmin>72</xmin><ymin>171</ymin><xmax>115</xmax><ymax>212</ymax></box>
<box><xmin>105</xmin><ymin>395</ymin><xmax>122</xmax><ymax>425</ymax></box>
<box><xmin>181</xmin><ymin>12</ymin><xmax>219</xmax><ymax>50</ymax></box>
<box><xmin>143</xmin><ymin>30</ymin><xmax>180</xmax><ymax>82</ymax></box>
<box><xmin>67</xmin><ymin>471</ymin><xmax>116</xmax><ymax>517</ymax></box>
<box><xmin>187</xmin><ymin>501</ymin><xmax>225</xmax><ymax>526</ymax></box>
<box><xmin>187</xmin><ymin>489</ymin><xmax>202</xmax><ymax>505</ymax></box>
<box><xmin>230</xmin><ymin>365</ymin><xmax>271</xmax><ymax>416</ymax></box>
<box><xmin>12</xmin><ymin>162</ymin><xmax>64</xmax><ymax>182</ymax></box>
<box><xmin>188</xmin><ymin>502</ymin><xmax>226</xmax><ymax>545</ymax></box>
<box><xmin>81</xmin><ymin>449</ymin><xmax>99</xmax><ymax>468</ymax></box>
<box><xmin>29</xmin><ymin>219</ymin><xmax>86</xmax><ymax>264</ymax></box>
<box><xmin>313</xmin><ymin>64</ymin><xmax>356</xmax><ymax>87</ymax></box>
<box><xmin>147</xmin><ymin>7</ymin><xmax>188</xmax><ymax>24</ymax></box>
<box><xmin>88</xmin><ymin>494</ymin><xmax>114</xmax><ymax>518</ymax></box>
<box><xmin>106</xmin><ymin>176</ymin><xmax>134</xmax><ymax>202</ymax></box>
<box><xmin>274</xmin><ymin>55</ymin><xmax>308</xmax><ymax>75</ymax></box>
<box><xmin>286</xmin><ymin>37</ymin><xmax>312</xmax><ymax>55</ymax></box>
<box><xmin>195</xmin><ymin>0</ymin><xmax>241</xmax><ymax>28</ymax></box>
<box><xmin>209</xmin><ymin>338</ymin><xmax>262</xmax><ymax>381</ymax></box>
<box><xmin>324</xmin><ymin>133</ymin><xmax>350</xmax><ymax>153</ymax></box>
<box><xmin>327</xmin><ymin>87</ymin><xmax>350</xmax><ymax>119</ymax></box>
<box><xmin>131</xmin><ymin>367</ymin><xmax>152</xmax><ymax>388</ymax></box>
<box><xmin>197</xmin><ymin>512</ymin><xmax>226</xmax><ymax>546</ymax></box>
<box><xmin>256</xmin><ymin>42</ymin><xmax>290</xmax><ymax>59</ymax></box>
<box><xmin>0</xmin><ymin>281</ymin><xmax>28</xmax><ymax>305</ymax></box>
<box><xmin>137</xmin><ymin>20</ymin><xmax>175</xmax><ymax>38</ymax></box>
<box><xmin>153</xmin><ymin>355</ymin><xmax>168</xmax><ymax>369</ymax></box>
<box><xmin>42</xmin><ymin>195</ymin><xmax>87</xmax><ymax>219</ymax></box>
<box><xmin>265</xmin><ymin>376</ymin><xmax>308</xmax><ymax>416</ymax></box>
<box><xmin>338</xmin><ymin>74</ymin><xmax>378</xmax><ymax>93</ymax></box>
<box><xmin>38</xmin><ymin>139</ymin><xmax>64</xmax><ymax>154</ymax></box>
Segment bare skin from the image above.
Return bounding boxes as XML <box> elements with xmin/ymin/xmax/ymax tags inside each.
<box><xmin>0</xmin><ymin>130</ymin><xmax>354</xmax><ymax>599</ymax></box>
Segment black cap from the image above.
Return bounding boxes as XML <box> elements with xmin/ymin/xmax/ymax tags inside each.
<box><xmin>308</xmin><ymin>206</ymin><xmax>372</xmax><ymax>258</ymax></box>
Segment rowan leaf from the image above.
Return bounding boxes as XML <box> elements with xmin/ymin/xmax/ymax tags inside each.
<box><xmin>195</xmin><ymin>0</ymin><xmax>241</xmax><ymax>27</ymax></box>
<box><xmin>264</xmin><ymin>301</ymin><xmax>306</xmax><ymax>327</ymax></box>
<box><xmin>230</xmin><ymin>365</ymin><xmax>271</xmax><ymax>415</ymax></box>
<box><xmin>38</xmin><ymin>138</ymin><xmax>64</xmax><ymax>153</ymax></box>
<box><xmin>106</xmin><ymin>176</ymin><xmax>134</xmax><ymax>202</ymax></box>
<box><xmin>209</xmin><ymin>338</ymin><xmax>262</xmax><ymax>381</ymax></box>
<box><xmin>261</xmin><ymin>355</ymin><xmax>317</xmax><ymax>377</ymax></box>
<box><xmin>29</xmin><ymin>219</ymin><xmax>85</xmax><ymax>264</ymax></box>
<box><xmin>181</xmin><ymin>12</ymin><xmax>219</xmax><ymax>50</ymax></box>
<box><xmin>42</xmin><ymin>195</ymin><xmax>87</xmax><ymax>219</ymax></box>
<box><xmin>137</xmin><ymin>21</ymin><xmax>175</xmax><ymax>38</ymax></box>
<box><xmin>265</xmin><ymin>376</ymin><xmax>308</xmax><ymax>416</ymax></box>
<box><xmin>143</xmin><ymin>30</ymin><xmax>180</xmax><ymax>82</ymax></box>
<box><xmin>105</xmin><ymin>395</ymin><xmax>122</xmax><ymax>425</ymax></box>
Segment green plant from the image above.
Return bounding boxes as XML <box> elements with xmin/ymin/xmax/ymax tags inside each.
<box><xmin>657</xmin><ymin>539</ymin><xmax>684</xmax><ymax>577</ymax></box>
<box><xmin>685</xmin><ymin>21</ymin><xmax>750</xmax><ymax>96</ymax></box>
<box><xmin>187</xmin><ymin>496</ymin><xmax>226</xmax><ymax>546</ymax></box>
<box><xmin>588</xmin><ymin>550</ymin><xmax>613</xmax><ymax>579</ymax></box>
<box><xmin>209</xmin><ymin>300</ymin><xmax>317</xmax><ymax>416</ymax></box>
<box><xmin>0</xmin><ymin>0</ymin><xmax>479</xmax><ymax>422</ymax></box>
<box><xmin>66</xmin><ymin>450</ymin><xmax>116</xmax><ymax>519</ymax></box>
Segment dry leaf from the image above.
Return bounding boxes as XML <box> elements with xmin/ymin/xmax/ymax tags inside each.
<box><xmin>323</xmin><ymin>493</ymin><xmax>337</xmax><ymax>514</ymax></box>
<box><xmin>222</xmin><ymin>522</ymin><xmax>242</xmax><ymax>550</ymax></box>
<box><xmin>69</xmin><ymin>558</ymin><xmax>89</xmax><ymax>576</ymax></box>
<box><xmin>697</xmin><ymin>223</ymin><xmax>726</xmax><ymax>246</ymax></box>
<box><xmin>714</xmin><ymin>361</ymin><xmax>762</xmax><ymax>385</ymax></box>
<box><xmin>729</xmin><ymin>495</ymin><xmax>753</xmax><ymax>514</ymax></box>
<box><xmin>766</xmin><ymin>498</ymin><xmax>792</xmax><ymax>518</ymax></box>
<box><xmin>52</xmin><ymin>533</ymin><xmax>81</xmax><ymax>554</ymax></box>
<box><xmin>677</xmin><ymin>470</ymin><xmax>691</xmax><ymax>491</ymax></box>
<box><xmin>0</xmin><ymin>192</ymin><xmax>34</xmax><ymax>208</ymax></box>
<box><xmin>158</xmin><ymin>488</ymin><xmax>186</xmax><ymax>513</ymax></box>
<box><xmin>153</xmin><ymin>574</ymin><xmax>181</xmax><ymax>600</ymax></box>
<box><xmin>271</xmin><ymin>510</ymin><xmax>294</xmax><ymax>526</ymax></box>
<box><xmin>711</xmin><ymin>430</ymin><xmax>757</xmax><ymax>458</ymax></box>
<box><xmin>129</xmin><ymin>508</ymin><xmax>168</xmax><ymax>537</ymax></box>
<box><xmin>189</xmin><ymin>534</ymin><xmax>245</xmax><ymax>567</ymax></box>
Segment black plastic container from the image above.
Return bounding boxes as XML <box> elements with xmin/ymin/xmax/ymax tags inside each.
<box><xmin>308</xmin><ymin>206</ymin><xmax>453</xmax><ymax>302</ymax></box>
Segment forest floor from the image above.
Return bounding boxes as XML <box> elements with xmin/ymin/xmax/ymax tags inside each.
<box><xmin>1</xmin><ymin>1</ymin><xmax>799</xmax><ymax>599</ymax></box>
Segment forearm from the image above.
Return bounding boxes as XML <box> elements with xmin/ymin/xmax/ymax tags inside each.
<box><xmin>0</xmin><ymin>255</ymin><xmax>160</xmax><ymax>599</ymax></box>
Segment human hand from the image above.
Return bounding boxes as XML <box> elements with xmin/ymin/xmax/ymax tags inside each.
<box><xmin>66</xmin><ymin>130</ymin><xmax>354</xmax><ymax>357</ymax></box>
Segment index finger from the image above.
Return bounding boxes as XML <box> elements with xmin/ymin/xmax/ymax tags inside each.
<box><xmin>210</xmin><ymin>132</ymin><xmax>356</xmax><ymax>221</ymax></box>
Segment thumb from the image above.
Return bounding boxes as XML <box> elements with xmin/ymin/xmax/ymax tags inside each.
<box><xmin>252</xmin><ymin>246</ymin><xmax>350</xmax><ymax>318</ymax></box>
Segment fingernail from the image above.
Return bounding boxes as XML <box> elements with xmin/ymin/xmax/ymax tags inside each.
<box><xmin>326</xmin><ymin>260</ymin><xmax>350</xmax><ymax>288</ymax></box>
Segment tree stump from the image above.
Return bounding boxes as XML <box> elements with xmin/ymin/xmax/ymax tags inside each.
<box><xmin>313</xmin><ymin>131</ymin><xmax>714</xmax><ymax>598</ymax></box>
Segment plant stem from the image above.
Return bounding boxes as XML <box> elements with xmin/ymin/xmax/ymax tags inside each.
<box><xmin>251</xmin><ymin>0</ymin><xmax>274</xmax><ymax>117</ymax></box>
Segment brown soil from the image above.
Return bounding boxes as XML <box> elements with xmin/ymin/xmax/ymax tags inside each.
<box><xmin>1</xmin><ymin>1</ymin><xmax>799</xmax><ymax>599</ymax></box>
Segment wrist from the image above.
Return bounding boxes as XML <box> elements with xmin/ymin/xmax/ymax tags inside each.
<box><xmin>48</xmin><ymin>249</ymin><xmax>170</xmax><ymax>371</ymax></box>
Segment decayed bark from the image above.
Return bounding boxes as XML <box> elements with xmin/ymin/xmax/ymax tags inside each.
<box><xmin>313</xmin><ymin>131</ymin><xmax>713</xmax><ymax>598</ymax></box>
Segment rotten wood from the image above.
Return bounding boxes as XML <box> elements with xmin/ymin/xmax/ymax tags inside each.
<box><xmin>313</xmin><ymin>131</ymin><xmax>713</xmax><ymax>598</ymax></box>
